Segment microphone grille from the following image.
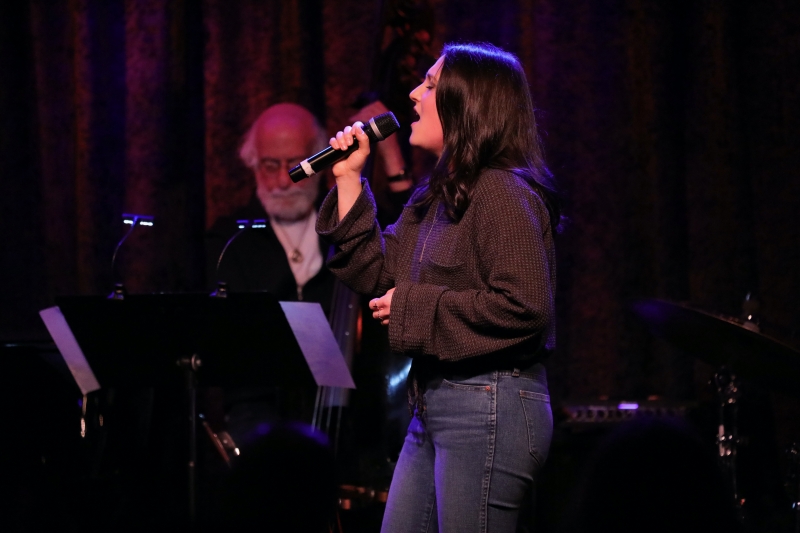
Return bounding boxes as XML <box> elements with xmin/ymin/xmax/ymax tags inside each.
<box><xmin>371</xmin><ymin>112</ymin><xmax>401</xmax><ymax>138</ymax></box>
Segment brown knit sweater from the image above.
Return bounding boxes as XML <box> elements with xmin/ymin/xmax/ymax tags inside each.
<box><xmin>316</xmin><ymin>168</ymin><xmax>556</xmax><ymax>370</ymax></box>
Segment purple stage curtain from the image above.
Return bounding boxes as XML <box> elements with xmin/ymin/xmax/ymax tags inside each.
<box><xmin>1</xmin><ymin>0</ymin><xmax>798</xmax><ymax>409</ymax></box>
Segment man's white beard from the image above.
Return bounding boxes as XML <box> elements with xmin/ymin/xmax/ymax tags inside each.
<box><xmin>257</xmin><ymin>182</ymin><xmax>317</xmax><ymax>223</ymax></box>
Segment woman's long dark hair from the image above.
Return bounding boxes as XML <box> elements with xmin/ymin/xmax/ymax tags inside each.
<box><xmin>413</xmin><ymin>42</ymin><xmax>560</xmax><ymax>230</ymax></box>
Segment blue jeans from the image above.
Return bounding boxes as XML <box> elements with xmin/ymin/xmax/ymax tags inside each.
<box><xmin>381</xmin><ymin>367</ymin><xmax>553</xmax><ymax>533</ymax></box>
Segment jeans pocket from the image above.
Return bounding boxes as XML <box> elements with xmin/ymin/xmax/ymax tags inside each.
<box><xmin>441</xmin><ymin>378</ymin><xmax>492</xmax><ymax>392</ymax></box>
<box><xmin>519</xmin><ymin>390</ymin><xmax>553</xmax><ymax>466</ymax></box>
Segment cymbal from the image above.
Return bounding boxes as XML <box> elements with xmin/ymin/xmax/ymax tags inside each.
<box><xmin>632</xmin><ymin>299</ymin><xmax>800</xmax><ymax>398</ymax></box>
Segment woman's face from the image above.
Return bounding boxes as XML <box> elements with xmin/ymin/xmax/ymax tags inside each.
<box><xmin>409</xmin><ymin>55</ymin><xmax>445</xmax><ymax>156</ymax></box>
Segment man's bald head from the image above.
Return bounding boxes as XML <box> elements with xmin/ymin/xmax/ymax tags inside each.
<box><xmin>240</xmin><ymin>103</ymin><xmax>327</xmax><ymax>170</ymax></box>
<box><xmin>239</xmin><ymin>103</ymin><xmax>327</xmax><ymax>222</ymax></box>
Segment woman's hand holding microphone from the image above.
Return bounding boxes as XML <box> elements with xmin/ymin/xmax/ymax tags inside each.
<box><xmin>330</xmin><ymin>122</ymin><xmax>371</xmax><ymax>221</ymax></box>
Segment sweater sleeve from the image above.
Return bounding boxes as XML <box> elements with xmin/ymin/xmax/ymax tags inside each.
<box><xmin>388</xmin><ymin>172</ymin><xmax>555</xmax><ymax>361</ymax></box>
<box><xmin>315</xmin><ymin>178</ymin><xmax>402</xmax><ymax>296</ymax></box>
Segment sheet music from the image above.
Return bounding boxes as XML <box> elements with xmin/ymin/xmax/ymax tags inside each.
<box><xmin>39</xmin><ymin>306</ymin><xmax>101</xmax><ymax>395</ymax></box>
<box><xmin>279</xmin><ymin>301</ymin><xmax>355</xmax><ymax>389</ymax></box>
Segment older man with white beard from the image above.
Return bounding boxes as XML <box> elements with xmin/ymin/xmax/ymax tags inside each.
<box><xmin>206</xmin><ymin>103</ymin><xmax>335</xmax><ymax>309</ymax></box>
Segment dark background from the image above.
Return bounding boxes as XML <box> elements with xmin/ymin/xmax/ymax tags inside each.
<box><xmin>1</xmin><ymin>0</ymin><xmax>799</xmax><ymax>529</ymax></box>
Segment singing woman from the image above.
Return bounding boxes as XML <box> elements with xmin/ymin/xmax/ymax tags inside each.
<box><xmin>317</xmin><ymin>42</ymin><xmax>560</xmax><ymax>533</ymax></box>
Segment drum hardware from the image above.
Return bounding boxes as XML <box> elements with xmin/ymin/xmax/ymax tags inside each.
<box><xmin>787</xmin><ymin>442</ymin><xmax>800</xmax><ymax>533</ymax></box>
<box><xmin>632</xmin><ymin>298</ymin><xmax>800</xmax><ymax>524</ymax></box>
<box><xmin>713</xmin><ymin>367</ymin><xmax>745</xmax><ymax>518</ymax></box>
<box><xmin>632</xmin><ymin>298</ymin><xmax>800</xmax><ymax>398</ymax></box>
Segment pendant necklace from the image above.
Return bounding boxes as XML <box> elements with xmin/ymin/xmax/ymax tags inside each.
<box><xmin>419</xmin><ymin>204</ymin><xmax>440</xmax><ymax>263</ymax></box>
<box><xmin>273</xmin><ymin>214</ymin><xmax>312</xmax><ymax>264</ymax></box>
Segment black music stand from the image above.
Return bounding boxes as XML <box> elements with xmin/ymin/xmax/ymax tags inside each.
<box><xmin>40</xmin><ymin>292</ymin><xmax>354</xmax><ymax>526</ymax></box>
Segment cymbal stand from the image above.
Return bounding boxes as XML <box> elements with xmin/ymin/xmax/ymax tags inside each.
<box><xmin>714</xmin><ymin>367</ymin><xmax>745</xmax><ymax>521</ymax></box>
<box><xmin>786</xmin><ymin>442</ymin><xmax>800</xmax><ymax>533</ymax></box>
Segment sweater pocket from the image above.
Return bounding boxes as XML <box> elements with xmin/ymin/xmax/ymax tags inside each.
<box><xmin>425</xmin><ymin>258</ymin><xmax>469</xmax><ymax>290</ymax></box>
<box><xmin>424</xmin><ymin>224</ymin><xmax>469</xmax><ymax>288</ymax></box>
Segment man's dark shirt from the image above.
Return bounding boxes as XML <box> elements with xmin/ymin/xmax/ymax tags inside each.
<box><xmin>205</xmin><ymin>195</ymin><xmax>336</xmax><ymax>316</ymax></box>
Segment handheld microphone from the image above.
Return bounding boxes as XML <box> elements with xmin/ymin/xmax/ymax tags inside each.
<box><xmin>288</xmin><ymin>111</ymin><xmax>400</xmax><ymax>183</ymax></box>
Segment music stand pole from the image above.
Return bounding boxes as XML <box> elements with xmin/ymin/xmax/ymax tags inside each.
<box><xmin>178</xmin><ymin>354</ymin><xmax>202</xmax><ymax>526</ymax></box>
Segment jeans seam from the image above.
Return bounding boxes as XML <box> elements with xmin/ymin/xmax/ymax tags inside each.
<box><xmin>479</xmin><ymin>371</ymin><xmax>498</xmax><ymax>532</ymax></box>
<box><xmin>423</xmin><ymin>487</ymin><xmax>436</xmax><ymax>533</ymax></box>
<box><xmin>520</xmin><ymin>395</ymin><xmax>546</xmax><ymax>467</ymax></box>
<box><xmin>519</xmin><ymin>390</ymin><xmax>550</xmax><ymax>402</ymax></box>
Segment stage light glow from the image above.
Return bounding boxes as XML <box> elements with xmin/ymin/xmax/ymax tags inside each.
<box><xmin>618</xmin><ymin>402</ymin><xmax>639</xmax><ymax>410</ymax></box>
<box><xmin>388</xmin><ymin>361</ymin><xmax>412</xmax><ymax>392</ymax></box>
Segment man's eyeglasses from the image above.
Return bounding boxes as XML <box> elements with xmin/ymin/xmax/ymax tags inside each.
<box><xmin>258</xmin><ymin>157</ymin><xmax>305</xmax><ymax>174</ymax></box>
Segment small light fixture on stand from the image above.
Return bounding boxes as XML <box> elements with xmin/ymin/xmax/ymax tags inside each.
<box><xmin>210</xmin><ymin>219</ymin><xmax>266</xmax><ymax>298</ymax></box>
<box><xmin>109</xmin><ymin>213</ymin><xmax>154</xmax><ymax>300</ymax></box>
